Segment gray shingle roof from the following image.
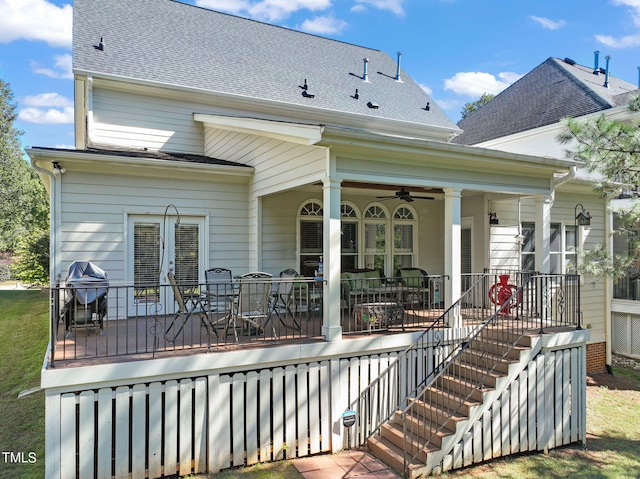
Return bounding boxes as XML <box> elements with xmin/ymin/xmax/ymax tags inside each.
<box><xmin>453</xmin><ymin>57</ymin><xmax>639</xmax><ymax>145</ymax></box>
<box><xmin>31</xmin><ymin>146</ymin><xmax>251</xmax><ymax>168</ymax></box>
<box><xmin>73</xmin><ymin>0</ymin><xmax>456</xmax><ymax>133</ymax></box>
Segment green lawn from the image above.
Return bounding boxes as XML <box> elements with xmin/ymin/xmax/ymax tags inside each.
<box><xmin>0</xmin><ymin>290</ymin><xmax>49</xmax><ymax>479</ymax></box>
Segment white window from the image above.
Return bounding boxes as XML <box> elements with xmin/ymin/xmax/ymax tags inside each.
<box><xmin>299</xmin><ymin>200</ymin><xmax>323</xmax><ymax>277</ymax></box>
<box><xmin>393</xmin><ymin>205</ymin><xmax>417</xmax><ymax>272</ymax></box>
<box><xmin>341</xmin><ymin>203</ymin><xmax>359</xmax><ymax>272</ymax></box>
<box><xmin>550</xmin><ymin>223</ymin><xmax>577</xmax><ymax>274</ymax></box>
<box><xmin>364</xmin><ymin>204</ymin><xmax>389</xmax><ymax>275</ymax></box>
<box><xmin>521</xmin><ymin>222</ymin><xmax>536</xmax><ymax>271</ymax></box>
<box><xmin>522</xmin><ymin>222</ymin><xmax>576</xmax><ymax>273</ymax></box>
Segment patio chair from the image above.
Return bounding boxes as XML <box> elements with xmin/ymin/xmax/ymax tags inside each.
<box><xmin>269</xmin><ymin>268</ymin><xmax>301</xmax><ymax>331</ymax></box>
<box><xmin>228</xmin><ymin>272</ymin><xmax>275</xmax><ymax>343</ymax></box>
<box><xmin>397</xmin><ymin>267</ymin><xmax>431</xmax><ymax>309</ymax></box>
<box><xmin>204</xmin><ymin>267</ymin><xmax>234</xmax><ymax>308</ymax></box>
<box><xmin>164</xmin><ymin>271</ymin><xmax>217</xmax><ymax>343</ymax></box>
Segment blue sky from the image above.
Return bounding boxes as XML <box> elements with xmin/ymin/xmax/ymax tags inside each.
<box><xmin>2</xmin><ymin>0</ymin><xmax>640</xmax><ymax>152</ymax></box>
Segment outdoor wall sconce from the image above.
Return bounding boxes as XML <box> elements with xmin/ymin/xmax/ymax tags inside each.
<box><xmin>575</xmin><ymin>203</ymin><xmax>592</xmax><ymax>227</ymax></box>
<box><xmin>488</xmin><ymin>212</ymin><xmax>499</xmax><ymax>225</ymax></box>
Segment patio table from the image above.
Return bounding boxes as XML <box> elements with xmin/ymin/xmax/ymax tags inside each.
<box><xmin>365</xmin><ymin>285</ymin><xmax>430</xmax><ymax>309</ymax></box>
<box><xmin>353</xmin><ymin>301</ymin><xmax>404</xmax><ymax>333</ymax></box>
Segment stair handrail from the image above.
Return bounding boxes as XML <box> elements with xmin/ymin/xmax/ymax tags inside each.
<box><xmin>400</xmin><ymin>277</ymin><xmax>536</xmax><ymax>475</ymax></box>
<box><xmin>354</xmin><ymin>274</ymin><xmax>490</xmax><ymax>441</ymax></box>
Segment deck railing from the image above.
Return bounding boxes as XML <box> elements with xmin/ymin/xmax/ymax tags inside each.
<box><xmin>47</xmin><ymin>272</ymin><xmax>579</xmax><ymax>366</ymax></box>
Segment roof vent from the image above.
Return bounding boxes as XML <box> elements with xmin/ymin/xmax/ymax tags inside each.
<box><xmin>563</xmin><ymin>57</ymin><xmax>576</xmax><ymax>65</ymax></box>
<box><xmin>94</xmin><ymin>37</ymin><xmax>104</xmax><ymax>51</ymax></box>
<box><xmin>302</xmin><ymin>90</ymin><xmax>315</xmax><ymax>98</ymax></box>
<box><xmin>299</xmin><ymin>79</ymin><xmax>308</xmax><ymax>90</ymax></box>
<box><xmin>363</xmin><ymin>58</ymin><xmax>369</xmax><ymax>82</ymax></box>
<box><xmin>604</xmin><ymin>55</ymin><xmax>611</xmax><ymax>88</ymax></box>
<box><xmin>352</xmin><ymin>88</ymin><xmax>359</xmax><ymax>100</ymax></box>
<box><xmin>593</xmin><ymin>50</ymin><xmax>600</xmax><ymax>74</ymax></box>
<box><xmin>395</xmin><ymin>51</ymin><xmax>402</xmax><ymax>82</ymax></box>
<box><xmin>367</xmin><ymin>101</ymin><xmax>379</xmax><ymax>109</ymax></box>
<box><xmin>423</xmin><ymin>102</ymin><xmax>430</xmax><ymax>111</ymax></box>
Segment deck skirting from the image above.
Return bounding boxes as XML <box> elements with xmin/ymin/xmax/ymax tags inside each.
<box><xmin>43</xmin><ymin>330</ymin><xmax>587</xmax><ymax>479</ymax></box>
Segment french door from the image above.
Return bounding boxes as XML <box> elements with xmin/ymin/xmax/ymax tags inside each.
<box><xmin>127</xmin><ymin>215</ymin><xmax>204</xmax><ymax>316</ymax></box>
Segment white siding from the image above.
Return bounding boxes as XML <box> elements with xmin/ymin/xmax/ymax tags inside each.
<box><xmin>203</xmin><ymin>127</ymin><xmax>326</xmax><ymax>196</ymax></box>
<box><xmin>58</xmin><ymin>168</ymin><xmax>250</xmax><ymax>284</ymax></box>
<box><xmin>91</xmin><ymin>89</ymin><xmax>205</xmax><ymax>154</ymax></box>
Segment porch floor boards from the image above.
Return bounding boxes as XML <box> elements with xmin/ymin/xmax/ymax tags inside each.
<box><xmin>50</xmin><ymin>308</ymin><xmax>562</xmax><ymax>368</ymax></box>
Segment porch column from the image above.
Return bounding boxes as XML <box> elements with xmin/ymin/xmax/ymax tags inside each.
<box><xmin>323</xmin><ymin>178</ymin><xmax>342</xmax><ymax>341</ymax></box>
<box><xmin>535</xmin><ymin>195</ymin><xmax>553</xmax><ymax>273</ymax></box>
<box><xmin>444</xmin><ymin>188</ymin><xmax>462</xmax><ymax>328</ymax></box>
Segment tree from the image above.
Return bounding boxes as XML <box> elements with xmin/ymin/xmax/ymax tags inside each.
<box><xmin>0</xmin><ymin>79</ymin><xmax>49</xmax><ymax>284</ymax></box>
<box><xmin>557</xmin><ymin>94</ymin><xmax>640</xmax><ymax>278</ymax></box>
<box><xmin>460</xmin><ymin>93</ymin><xmax>495</xmax><ymax>120</ymax></box>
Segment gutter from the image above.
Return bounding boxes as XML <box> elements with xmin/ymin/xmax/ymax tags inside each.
<box><xmin>554</xmin><ymin>165</ymin><xmax>577</xmax><ymax>187</ymax></box>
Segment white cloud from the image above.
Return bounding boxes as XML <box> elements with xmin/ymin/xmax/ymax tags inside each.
<box><xmin>595</xmin><ymin>0</ymin><xmax>640</xmax><ymax>47</ymax></box>
<box><xmin>612</xmin><ymin>0</ymin><xmax>640</xmax><ymax>26</ymax></box>
<box><xmin>350</xmin><ymin>4</ymin><xmax>367</xmax><ymax>13</ymax></box>
<box><xmin>443</xmin><ymin>71</ymin><xmax>521</xmax><ymax>97</ymax></box>
<box><xmin>353</xmin><ymin>0</ymin><xmax>404</xmax><ymax>15</ymax></box>
<box><xmin>596</xmin><ymin>33</ymin><xmax>640</xmax><ymax>48</ymax></box>
<box><xmin>23</xmin><ymin>92</ymin><xmax>73</xmax><ymax>108</ymax></box>
<box><xmin>0</xmin><ymin>0</ymin><xmax>72</xmax><ymax>48</ymax></box>
<box><xmin>18</xmin><ymin>106</ymin><xmax>74</xmax><ymax>124</ymax></box>
<box><xmin>300</xmin><ymin>15</ymin><xmax>348</xmax><ymax>34</ymax></box>
<box><xmin>530</xmin><ymin>15</ymin><xmax>566</xmax><ymax>30</ymax></box>
<box><xmin>196</xmin><ymin>0</ymin><xmax>331</xmax><ymax>22</ymax></box>
<box><xmin>18</xmin><ymin>93</ymin><xmax>73</xmax><ymax>124</ymax></box>
<box><xmin>31</xmin><ymin>54</ymin><xmax>73</xmax><ymax>79</ymax></box>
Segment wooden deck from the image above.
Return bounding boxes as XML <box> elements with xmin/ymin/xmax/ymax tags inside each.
<box><xmin>49</xmin><ymin>304</ymin><xmax>571</xmax><ymax>368</ymax></box>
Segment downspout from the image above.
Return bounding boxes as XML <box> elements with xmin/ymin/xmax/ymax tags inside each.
<box><xmin>29</xmin><ymin>158</ymin><xmax>59</xmax><ymax>283</ymax></box>
<box><xmin>29</xmin><ymin>157</ymin><xmax>59</xmax><ymax>369</ymax></box>
<box><xmin>605</xmin><ymin>195</ymin><xmax>613</xmax><ymax>373</ymax></box>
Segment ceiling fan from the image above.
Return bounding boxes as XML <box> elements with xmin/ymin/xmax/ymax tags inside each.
<box><xmin>376</xmin><ymin>187</ymin><xmax>435</xmax><ymax>202</ymax></box>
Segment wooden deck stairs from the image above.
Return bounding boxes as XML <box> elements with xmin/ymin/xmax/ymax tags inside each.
<box><xmin>367</xmin><ymin>327</ymin><xmax>542</xmax><ymax>478</ymax></box>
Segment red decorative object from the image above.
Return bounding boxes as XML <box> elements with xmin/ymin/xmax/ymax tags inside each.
<box><xmin>488</xmin><ymin>274</ymin><xmax>521</xmax><ymax>315</ymax></box>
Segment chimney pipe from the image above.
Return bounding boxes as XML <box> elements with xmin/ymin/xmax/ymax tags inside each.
<box><xmin>363</xmin><ymin>58</ymin><xmax>369</xmax><ymax>82</ymax></box>
<box><xmin>395</xmin><ymin>51</ymin><xmax>402</xmax><ymax>82</ymax></box>
<box><xmin>604</xmin><ymin>55</ymin><xmax>611</xmax><ymax>88</ymax></box>
<box><xmin>593</xmin><ymin>50</ymin><xmax>600</xmax><ymax>74</ymax></box>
